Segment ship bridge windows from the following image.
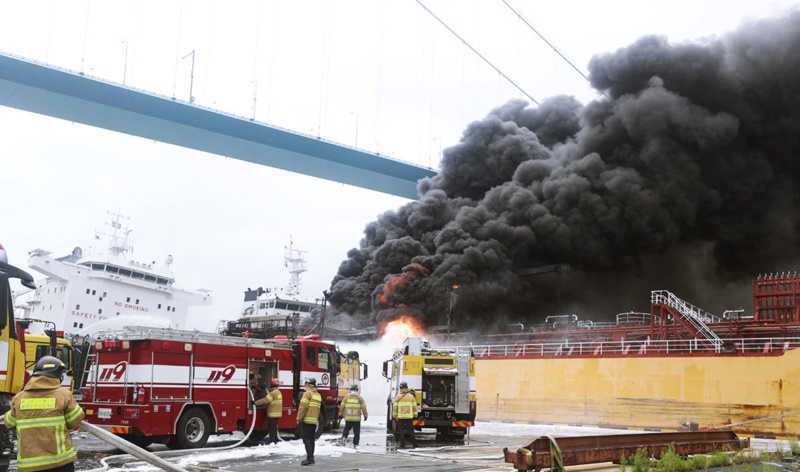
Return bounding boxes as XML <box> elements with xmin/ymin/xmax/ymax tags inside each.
<box><xmin>132</xmin><ymin>272</ymin><xmax>144</xmax><ymax>280</ymax></box>
<box><xmin>276</xmin><ymin>302</ymin><xmax>288</xmax><ymax>310</ymax></box>
<box><xmin>118</xmin><ymin>269</ymin><xmax>132</xmax><ymax>277</ymax></box>
<box><xmin>105</xmin><ymin>266</ymin><xmax>119</xmax><ymax>274</ymax></box>
<box><xmin>91</xmin><ymin>263</ymin><xmax>104</xmax><ymax>271</ymax></box>
<box><xmin>287</xmin><ymin>303</ymin><xmax>300</xmax><ymax>312</ymax></box>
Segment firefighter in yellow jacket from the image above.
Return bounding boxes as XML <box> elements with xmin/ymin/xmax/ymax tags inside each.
<box><xmin>296</xmin><ymin>378</ymin><xmax>322</xmax><ymax>466</ymax></box>
<box><xmin>254</xmin><ymin>377</ymin><xmax>282</xmax><ymax>445</ymax></box>
<box><xmin>392</xmin><ymin>381</ymin><xmax>418</xmax><ymax>449</ymax></box>
<box><xmin>338</xmin><ymin>384</ymin><xmax>367</xmax><ymax>448</ymax></box>
<box><xmin>5</xmin><ymin>356</ymin><xmax>85</xmax><ymax>472</ymax></box>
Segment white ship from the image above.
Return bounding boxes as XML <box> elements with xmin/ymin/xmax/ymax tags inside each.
<box><xmin>13</xmin><ymin>212</ymin><xmax>212</xmax><ymax>337</ymax></box>
<box><xmin>219</xmin><ymin>240</ymin><xmax>321</xmax><ymax>338</ymax></box>
<box><xmin>241</xmin><ymin>240</ymin><xmax>320</xmax><ymax>318</ymax></box>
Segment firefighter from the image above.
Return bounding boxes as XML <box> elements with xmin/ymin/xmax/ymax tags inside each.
<box><xmin>392</xmin><ymin>381</ymin><xmax>418</xmax><ymax>449</ymax></box>
<box><xmin>297</xmin><ymin>377</ymin><xmax>322</xmax><ymax>466</ymax></box>
<box><xmin>338</xmin><ymin>384</ymin><xmax>368</xmax><ymax>448</ymax></box>
<box><xmin>254</xmin><ymin>377</ymin><xmax>282</xmax><ymax>445</ymax></box>
<box><xmin>5</xmin><ymin>355</ymin><xmax>85</xmax><ymax>472</ymax></box>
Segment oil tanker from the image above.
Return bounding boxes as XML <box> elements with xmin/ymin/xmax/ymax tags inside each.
<box><xmin>454</xmin><ymin>272</ymin><xmax>800</xmax><ymax>438</ymax></box>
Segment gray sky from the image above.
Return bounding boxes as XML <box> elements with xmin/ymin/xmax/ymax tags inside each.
<box><xmin>1</xmin><ymin>0</ymin><xmax>798</xmax><ymax>332</ymax></box>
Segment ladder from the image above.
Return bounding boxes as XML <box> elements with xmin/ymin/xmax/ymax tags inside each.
<box><xmin>651</xmin><ymin>290</ymin><xmax>723</xmax><ymax>352</ymax></box>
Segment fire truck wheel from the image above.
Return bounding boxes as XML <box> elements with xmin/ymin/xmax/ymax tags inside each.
<box><xmin>247</xmin><ymin>430</ymin><xmax>268</xmax><ymax>442</ymax></box>
<box><xmin>175</xmin><ymin>408</ymin><xmax>211</xmax><ymax>449</ymax></box>
<box><xmin>315</xmin><ymin>409</ymin><xmax>326</xmax><ymax>439</ymax></box>
<box><xmin>295</xmin><ymin>410</ymin><xmax>326</xmax><ymax>440</ymax></box>
<box><xmin>120</xmin><ymin>434</ymin><xmax>152</xmax><ymax>449</ymax></box>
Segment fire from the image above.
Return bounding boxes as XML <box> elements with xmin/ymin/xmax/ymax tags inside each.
<box><xmin>379</xmin><ymin>315</ymin><xmax>426</xmax><ymax>343</ymax></box>
<box><xmin>378</xmin><ymin>263</ymin><xmax>427</xmax><ymax>308</ymax></box>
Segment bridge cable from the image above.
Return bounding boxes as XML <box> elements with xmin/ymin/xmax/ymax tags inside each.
<box><xmin>415</xmin><ymin>0</ymin><xmax>540</xmax><ymax>105</ymax></box>
<box><xmin>500</xmin><ymin>0</ymin><xmax>609</xmax><ymax>99</ymax></box>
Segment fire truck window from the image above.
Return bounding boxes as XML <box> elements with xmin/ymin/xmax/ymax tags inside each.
<box><xmin>317</xmin><ymin>347</ymin><xmax>330</xmax><ymax>370</ymax></box>
<box><xmin>306</xmin><ymin>346</ymin><xmax>316</xmax><ymax>366</ymax></box>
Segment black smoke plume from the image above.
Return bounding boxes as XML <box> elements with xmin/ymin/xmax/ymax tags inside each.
<box><xmin>328</xmin><ymin>11</ymin><xmax>800</xmax><ymax>332</ymax></box>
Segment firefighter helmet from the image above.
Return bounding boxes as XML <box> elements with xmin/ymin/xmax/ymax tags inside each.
<box><xmin>399</xmin><ymin>381</ymin><xmax>408</xmax><ymax>389</ymax></box>
<box><xmin>33</xmin><ymin>356</ymin><xmax>66</xmax><ymax>379</ymax></box>
<box><xmin>304</xmin><ymin>377</ymin><xmax>317</xmax><ymax>387</ymax></box>
<box><xmin>350</xmin><ymin>384</ymin><xmax>359</xmax><ymax>393</ymax></box>
<box><xmin>270</xmin><ymin>378</ymin><xmax>280</xmax><ymax>386</ymax></box>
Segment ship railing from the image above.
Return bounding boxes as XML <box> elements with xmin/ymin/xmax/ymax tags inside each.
<box><xmin>457</xmin><ymin>336</ymin><xmax>800</xmax><ymax>358</ymax></box>
<box><xmin>652</xmin><ymin>290</ymin><xmax>723</xmax><ymax>351</ymax></box>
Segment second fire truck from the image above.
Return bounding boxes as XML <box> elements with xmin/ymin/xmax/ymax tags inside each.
<box><xmin>383</xmin><ymin>337</ymin><xmax>476</xmax><ymax>439</ymax></box>
<box><xmin>80</xmin><ymin>327</ymin><xmax>361</xmax><ymax>448</ymax></box>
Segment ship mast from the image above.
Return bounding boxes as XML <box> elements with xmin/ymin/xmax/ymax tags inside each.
<box><xmin>98</xmin><ymin>210</ymin><xmax>133</xmax><ymax>258</ymax></box>
<box><xmin>284</xmin><ymin>238</ymin><xmax>308</xmax><ymax>297</ymax></box>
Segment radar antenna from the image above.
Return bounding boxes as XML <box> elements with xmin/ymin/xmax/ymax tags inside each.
<box><xmin>284</xmin><ymin>237</ymin><xmax>308</xmax><ymax>297</ymax></box>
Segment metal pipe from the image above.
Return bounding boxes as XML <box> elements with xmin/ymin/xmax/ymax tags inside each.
<box><xmin>79</xmin><ymin>421</ymin><xmax>188</xmax><ymax>472</ymax></box>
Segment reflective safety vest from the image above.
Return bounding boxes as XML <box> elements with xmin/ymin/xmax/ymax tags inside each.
<box><xmin>255</xmin><ymin>387</ymin><xmax>283</xmax><ymax>418</ymax></box>
<box><xmin>4</xmin><ymin>376</ymin><xmax>85</xmax><ymax>472</ymax></box>
<box><xmin>266</xmin><ymin>388</ymin><xmax>283</xmax><ymax>418</ymax></box>
<box><xmin>339</xmin><ymin>394</ymin><xmax>367</xmax><ymax>422</ymax></box>
<box><xmin>393</xmin><ymin>390</ymin><xmax>417</xmax><ymax>420</ymax></box>
<box><xmin>297</xmin><ymin>388</ymin><xmax>322</xmax><ymax>425</ymax></box>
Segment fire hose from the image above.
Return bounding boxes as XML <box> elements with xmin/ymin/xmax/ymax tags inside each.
<box><xmin>80</xmin><ymin>388</ymin><xmax>265</xmax><ymax>471</ymax></box>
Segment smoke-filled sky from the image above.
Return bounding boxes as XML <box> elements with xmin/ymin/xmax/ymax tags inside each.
<box><xmin>1</xmin><ymin>1</ymin><xmax>798</xmax><ymax>334</ymax></box>
<box><xmin>329</xmin><ymin>11</ymin><xmax>800</xmax><ymax>331</ymax></box>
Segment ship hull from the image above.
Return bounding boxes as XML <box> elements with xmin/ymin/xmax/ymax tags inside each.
<box><xmin>475</xmin><ymin>349</ymin><xmax>800</xmax><ymax>437</ymax></box>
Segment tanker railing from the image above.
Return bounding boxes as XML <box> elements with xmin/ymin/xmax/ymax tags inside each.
<box><xmin>456</xmin><ymin>336</ymin><xmax>800</xmax><ymax>359</ymax></box>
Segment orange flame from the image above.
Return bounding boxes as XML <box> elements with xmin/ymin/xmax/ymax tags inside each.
<box><xmin>378</xmin><ymin>263</ymin><xmax>426</xmax><ymax>308</ymax></box>
<box><xmin>379</xmin><ymin>314</ymin><xmax>426</xmax><ymax>342</ymax></box>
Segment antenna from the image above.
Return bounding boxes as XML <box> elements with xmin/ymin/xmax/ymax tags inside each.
<box><xmin>284</xmin><ymin>237</ymin><xmax>308</xmax><ymax>297</ymax></box>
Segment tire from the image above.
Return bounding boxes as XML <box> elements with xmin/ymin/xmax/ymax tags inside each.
<box><xmin>295</xmin><ymin>409</ymin><xmax>326</xmax><ymax>440</ymax></box>
<box><xmin>314</xmin><ymin>409</ymin><xmax>326</xmax><ymax>439</ymax></box>
<box><xmin>174</xmin><ymin>408</ymin><xmax>211</xmax><ymax>449</ymax></box>
<box><xmin>247</xmin><ymin>430</ymin><xmax>268</xmax><ymax>441</ymax></box>
<box><xmin>120</xmin><ymin>434</ymin><xmax>153</xmax><ymax>448</ymax></box>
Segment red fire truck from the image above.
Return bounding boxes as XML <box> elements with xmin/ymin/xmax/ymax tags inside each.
<box><xmin>80</xmin><ymin>327</ymin><xmax>346</xmax><ymax>449</ymax></box>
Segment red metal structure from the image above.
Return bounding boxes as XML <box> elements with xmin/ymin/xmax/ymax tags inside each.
<box><xmin>504</xmin><ymin>431</ymin><xmax>749</xmax><ymax>471</ymax></box>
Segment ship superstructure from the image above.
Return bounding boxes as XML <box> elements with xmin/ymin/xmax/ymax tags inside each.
<box><xmin>13</xmin><ymin>212</ymin><xmax>211</xmax><ymax>337</ymax></box>
<box><xmin>220</xmin><ymin>240</ymin><xmax>320</xmax><ymax>338</ymax></box>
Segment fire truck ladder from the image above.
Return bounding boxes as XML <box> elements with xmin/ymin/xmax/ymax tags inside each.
<box><xmin>651</xmin><ymin>290</ymin><xmax>723</xmax><ymax>352</ymax></box>
<box><xmin>100</xmin><ymin>326</ymin><xmax>292</xmax><ymax>349</ymax></box>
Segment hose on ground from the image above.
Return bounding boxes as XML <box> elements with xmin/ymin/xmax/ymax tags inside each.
<box><xmin>80</xmin><ymin>388</ymin><xmax>263</xmax><ymax>471</ymax></box>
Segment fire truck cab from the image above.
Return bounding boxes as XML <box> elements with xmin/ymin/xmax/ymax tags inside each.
<box><xmin>0</xmin><ymin>246</ymin><xmax>35</xmax><ymax>471</ymax></box>
<box><xmin>382</xmin><ymin>337</ymin><xmax>476</xmax><ymax>439</ymax></box>
<box><xmin>80</xmin><ymin>327</ymin><xmax>343</xmax><ymax>449</ymax></box>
